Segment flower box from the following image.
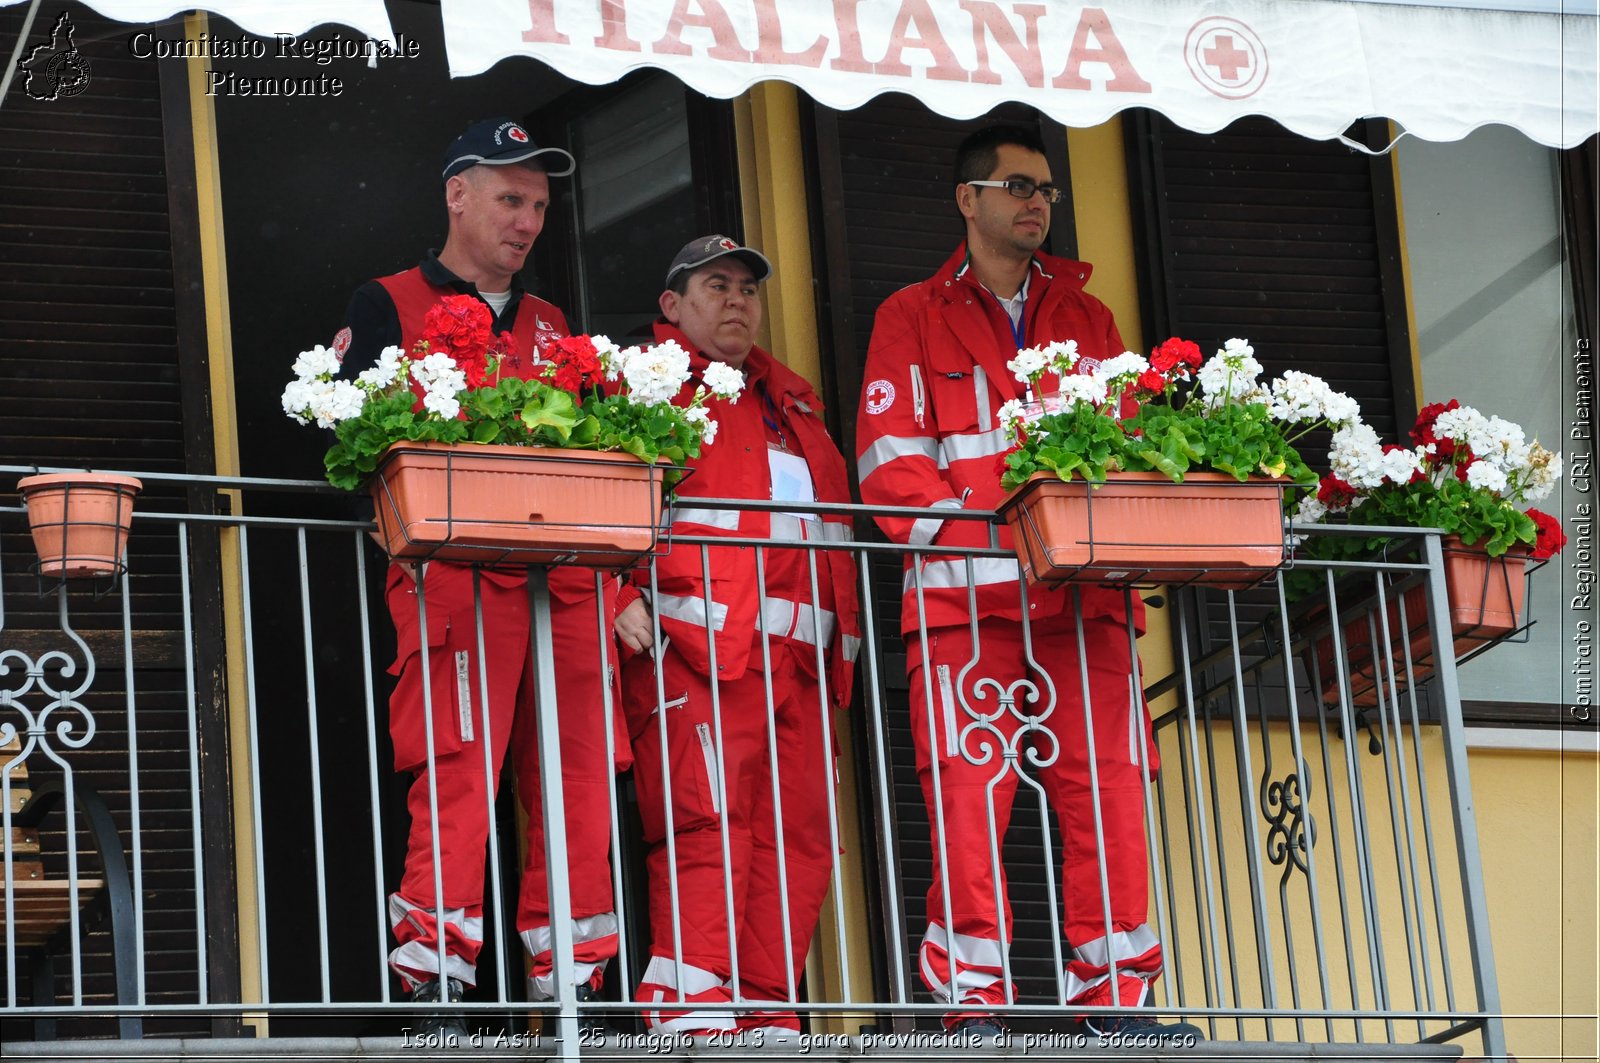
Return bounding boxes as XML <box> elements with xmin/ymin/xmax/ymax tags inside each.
<box><xmin>17</xmin><ymin>473</ymin><xmax>142</xmax><ymax>579</ymax></box>
<box><xmin>997</xmin><ymin>471</ymin><xmax>1286</xmax><ymax>588</ymax></box>
<box><xmin>368</xmin><ymin>442</ymin><xmax>665</xmax><ymax>568</ymax></box>
<box><xmin>1312</xmin><ymin>538</ymin><xmax>1531</xmax><ymax>706</ymax></box>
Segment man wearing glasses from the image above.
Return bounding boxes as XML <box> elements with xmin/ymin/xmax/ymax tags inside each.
<box><xmin>855</xmin><ymin>124</ymin><xmax>1199</xmax><ymax>1043</ymax></box>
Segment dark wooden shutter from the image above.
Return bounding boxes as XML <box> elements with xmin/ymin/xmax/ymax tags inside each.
<box><xmin>1125</xmin><ymin>113</ymin><xmax>1416</xmax><ymax>452</ymax></box>
<box><xmin>1124</xmin><ymin>112</ymin><xmax>1416</xmax><ymax>660</ymax></box>
<box><xmin>0</xmin><ymin>4</ymin><xmax>228</xmax><ymax>1036</ymax></box>
<box><xmin>808</xmin><ymin>94</ymin><xmax>1085</xmax><ymax>1024</ymax></box>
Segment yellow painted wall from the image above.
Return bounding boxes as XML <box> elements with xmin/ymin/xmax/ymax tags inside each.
<box><xmin>1141</xmin><ymin>712</ymin><xmax>1597</xmax><ymax>1061</ymax></box>
<box><xmin>1467</xmin><ymin>746</ymin><xmax>1599</xmax><ymax>1062</ymax></box>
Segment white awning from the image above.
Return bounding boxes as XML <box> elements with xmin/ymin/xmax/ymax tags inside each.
<box><xmin>438</xmin><ymin>0</ymin><xmax>1597</xmax><ymax>149</ymax></box>
<box><xmin>0</xmin><ymin>0</ymin><xmax>395</xmax><ymax>43</ymax></box>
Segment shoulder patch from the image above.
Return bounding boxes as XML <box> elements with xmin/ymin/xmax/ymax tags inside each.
<box><xmin>331</xmin><ymin>326</ymin><xmax>352</xmax><ymax>361</ymax></box>
<box><xmin>864</xmin><ymin>379</ymin><xmax>895</xmax><ymax>415</ymax></box>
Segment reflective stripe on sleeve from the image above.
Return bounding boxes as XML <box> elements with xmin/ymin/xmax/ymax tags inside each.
<box><xmin>938</xmin><ymin>426</ymin><xmax>1012</xmax><ymax>467</ymax></box>
<box><xmin>668</xmin><ymin>506</ymin><xmax>741</xmax><ymax>531</ymax></box>
<box><xmin>655</xmin><ymin>591</ymin><xmax>730</xmax><ymax>631</ymax></box>
<box><xmin>909</xmin><ymin>497</ymin><xmax>965</xmax><ymax>548</ymax></box>
<box><xmin>904</xmin><ymin>557</ymin><xmax>1024</xmax><ymax>593</ymax></box>
<box><xmin>857</xmin><ymin>433</ymin><xmax>939</xmax><ymax>482</ymax></box>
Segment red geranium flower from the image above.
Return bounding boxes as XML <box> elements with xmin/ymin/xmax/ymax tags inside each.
<box><xmin>994</xmin><ymin>443</ymin><xmax>1022</xmax><ymax>477</ymax></box>
<box><xmin>543</xmin><ymin>334</ymin><xmax>607</xmax><ymax>394</ymax></box>
<box><xmin>1528</xmin><ymin>508</ymin><xmax>1567</xmax><ymax>559</ymax></box>
<box><xmin>1136</xmin><ymin>367</ymin><xmax>1166</xmax><ymax>393</ymax></box>
<box><xmin>1316</xmin><ymin>474</ymin><xmax>1359</xmax><ymax>509</ymax></box>
<box><xmin>419</xmin><ymin>295</ymin><xmax>496</xmax><ymax>387</ymax></box>
<box><xmin>1151</xmin><ymin>337</ymin><xmax>1202</xmax><ymax>374</ymax></box>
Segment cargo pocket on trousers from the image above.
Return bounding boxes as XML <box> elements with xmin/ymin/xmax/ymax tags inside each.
<box><xmin>388</xmin><ymin>611</ymin><xmax>462</xmax><ymax>773</ymax></box>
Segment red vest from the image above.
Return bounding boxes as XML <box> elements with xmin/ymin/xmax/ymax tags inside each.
<box><xmin>374</xmin><ymin>268</ymin><xmax>595</xmax><ymax>602</ymax></box>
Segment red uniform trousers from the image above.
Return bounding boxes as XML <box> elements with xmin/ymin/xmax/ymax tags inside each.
<box><xmin>907</xmin><ymin>611</ymin><xmax>1162</xmax><ymax>1017</ymax></box>
<box><xmin>385</xmin><ymin>561</ymin><xmax>625</xmax><ymax>996</ymax></box>
<box><xmin>622</xmin><ymin>640</ymin><xmax>835</xmax><ymax>1034</ymax></box>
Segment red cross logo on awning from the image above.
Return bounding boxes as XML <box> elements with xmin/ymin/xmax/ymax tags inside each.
<box><xmin>1185</xmin><ymin>17</ymin><xmax>1269</xmax><ymax>100</ymax></box>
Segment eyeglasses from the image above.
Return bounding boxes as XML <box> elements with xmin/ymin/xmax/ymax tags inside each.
<box><xmin>965</xmin><ymin>178</ymin><xmax>1064</xmax><ymax>204</ymax></box>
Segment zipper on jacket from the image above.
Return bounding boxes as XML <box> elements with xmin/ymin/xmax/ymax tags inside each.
<box><xmin>937</xmin><ymin>664</ymin><xmax>958</xmax><ymax>758</ymax></box>
<box><xmin>455</xmin><ymin>648</ymin><xmax>474</xmax><ymax>743</ymax></box>
<box><xmin>974</xmin><ymin>366</ymin><xmax>991</xmax><ymax>431</ymax></box>
<box><xmin>696</xmin><ymin>722</ymin><xmax>722</xmax><ymax>813</ymax></box>
<box><xmin>910</xmin><ymin>364</ymin><xmax>926</xmax><ymax>428</ymax></box>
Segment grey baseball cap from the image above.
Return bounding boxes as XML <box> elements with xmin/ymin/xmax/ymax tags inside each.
<box><xmin>664</xmin><ymin>234</ymin><xmax>773</xmax><ymax>289</ymax></box>
<box><xmin>442</xmin><ymin>117</ymin><xmax>576</xmax><ymax>180</ymax></box>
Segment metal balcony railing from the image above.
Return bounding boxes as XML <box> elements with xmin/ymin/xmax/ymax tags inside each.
<box><xmin>0</xmin><ymin>466</ymin><xmax>1509</xmax><ymax>1060</ymax></box>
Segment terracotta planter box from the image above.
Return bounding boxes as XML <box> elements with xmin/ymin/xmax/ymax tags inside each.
<box><xmin>1313</xmin><ymin>538</ymin><xmax>1531</xmax><ymax>706</ymax></box>
<box><xmin>997</xmin><ymin>471</ymin><xmax>1286</xmax><ymax>588</ymax></box>
<box><xmin>17</xmin><ymin>473</ymin><xmax>143</xmax><ymax>578</ymax></box>
<box><xmin>369</xmin><ymin>442</ymin><xmax>665</xmax><ymax>568</ymax></box>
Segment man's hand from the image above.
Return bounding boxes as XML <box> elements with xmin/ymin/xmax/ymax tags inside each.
<box><xmin>614</xmin><ymin>598</ymin><xmax>654</xmax><ymax>655</ymax></box>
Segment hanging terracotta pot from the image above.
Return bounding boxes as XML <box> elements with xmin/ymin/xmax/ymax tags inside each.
<box><xmin>369</xmin><ymin>442</ymin><xmax>665</xmax><ymax>567</ymax></box>
<box><xmin>997</xmin><ymin>470</ymin><xmax>1286</xmax><ymax>588</ymax></box>
<box><xmin>17</xmin><ymin>473</ymin><xmax>143</xmax><ymax>578</ymax></box>
<box><xmin>1313</xmin><ymin>537</ymin><xmax>1531</xmax><ymax>706</ymax></box>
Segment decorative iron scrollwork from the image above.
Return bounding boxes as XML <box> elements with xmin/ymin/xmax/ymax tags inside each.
<box><xmin>1260</xmin><ymin>760</ymin><xmax>1316</xmax><ymax>880</ymax></box>
<box><xmin>0</xmin><ymin>590</ymin><xmax>99</xmax><ymax>780</ymax></box>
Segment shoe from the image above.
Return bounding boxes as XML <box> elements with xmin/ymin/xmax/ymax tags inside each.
<box><xmin>1079</xmin><ymin>1009</ymin><xmax>1205</xmax><ymax>1042</ymax></box>
<box><xmin>950</xmin><ymin>1013</ymin><xmax>1010</xmax><ymax>1041</ymax></box>
<box><xmin>409</xmin><ymin>976</ymin><xmax>469</xmax><ymax>1043</ymax></box>
<box><xmin>1074</xmin><ymin>975</ymin><xmax>1204</xmax><ymax>1042</ymax></box>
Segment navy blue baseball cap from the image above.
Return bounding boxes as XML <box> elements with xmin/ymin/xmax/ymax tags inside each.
<box><xmin>664</xmin><ymin>234</ymin><xmax>773</xmax><ymax>289</ymax></box>
<box><xmin>442</xmin><ymin>117</ymin><xmax>576</xmax><ymax>180</ymax></box>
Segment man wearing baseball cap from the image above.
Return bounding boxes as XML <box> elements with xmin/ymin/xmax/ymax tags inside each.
<box><xmin>335</xmin><ymin>117</ymin><xmax>624</xmax><ymax>1038</ymax></box>
<box><xmin>612</xmin><ymin>236</ymin><xmax>860</xmax><ymax>1037</ymax></box>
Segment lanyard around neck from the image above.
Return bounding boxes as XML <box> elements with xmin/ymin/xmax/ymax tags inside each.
<box><xmin>987</xmin><ymin>285</ymin><xmax>1026</xmax><ymax>350</ymax></box>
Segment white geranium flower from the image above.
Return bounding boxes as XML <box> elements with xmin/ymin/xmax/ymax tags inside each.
<box><xmin>1295</xmin><ymin>494</ymin><xmax>1329</xmax><ymax>524</ymax></box>
<box><xmin>996</xmin><ymin>398</ymin><xmax>1027</xmax><ymax>424</ymax></box>
<box><xmin>1522</xmin><ymin>445</ymin><xmax>1563</xmax><ymax>503</ymax></box>
<box><xmin>281</xmin><ymin>379</ymin><xmax>316</xmax><ymax>424</ymax></box>
<box><xmin>1267</xmin><ymin>370</ymin><xmax>1359</xmax><ymax>425</ymax></box>
<box><xmin>357</xmin><ymin>346</ymin><xmax>408</xmax><ymax>389</ymax></box>
<box><xmin>1007</xmin><ymin>346</ymin><xmax>1047</xmax><ymax>384</ymax></box>
<box><xmin>292</xmin><ymin>345</ymin><xmax>342</xmax><ymax>381</ymax></box>
<box><xmin>701</xmin><ymin>360</ymin><xmax>745</xmax><ymax>401</ymax></box>
<box><xmin>1329</xmin><ymin>421</ymin><xmax>1388</xmax><ymax>489</ymax></box>
<box><xmin>1196</xmin><ymin>343</ymin><xmax>1265</xmax><ymax>403</ymax></box>
<box><xmin>1378</xmin><ymin>445</ymin><xmax>1422</xmax><ymax>485</ymax></box>
<box><xmin>1094</xmin><ymin>351</ymin><xmax>1149</xmax><ymax>384</ymax></box>
<box><xmin>1432</xmin><ymin>405</ymin><xmax>1488</xmax><ymax>447</ymax></box>
<box><xmin>329</xmin><ymin>380</ymin><xmax>365</xmax><ymax>419</ymax></box>
<box><xmin>412</xmin><ymin>352</ymin><xmax>466</xmax><ymax>398</ymax></box>
<box><xmin>421</xmin><ymin>388</ymin><xmax>461</xmax><ymax>421</ymax></box>
<box><xmin>621</xmin><ymin>339</ymin><xmax>693</xmax><ymax>406</ymax></box>
<box><xmin>1041</xmin><ymin>340</ymin><xmax>1079</xmax><ymax>374</ymax></box>
<box><xmin>683</xmin><ymin>403</ymin><xmax>718</xmax><ymax>446</ymax></box>
<box><xmin>1321</xmin><ymin>388</ymin><xmax>1361</xmax><ymax>426</ymax></box>
<box><xmin>1057</xmin><ymin>373</ymin><xmax>1108</xmax><ymax>407</ymax></box>
<box><xmin>1464</xmin><ymin>460</ymin><xmax>1508</xmax><ymax>494</ymax></box>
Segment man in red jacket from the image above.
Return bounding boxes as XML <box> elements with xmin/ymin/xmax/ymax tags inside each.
<box><xmin>855</xmin><ymin>125</ymin><xmax>1198</xmax><ymax>1042</ymax></box>
<box><xmin>613</xmin><ymin>236</ymin><xmax>859</xmax><ymax>1038</ymax></box>
<box><xmin>339</xmin><ymin>118</ymin><xmax>625</xmax><ymax>1036</ymax></box>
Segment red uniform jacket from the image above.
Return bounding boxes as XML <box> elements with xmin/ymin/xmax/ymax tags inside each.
<box><xmin>622</xmin><ymin>321</ymin><xmax>860</xmax><ymax>705</ymax></box>
<box><xmin>855</xmin><ymin>245</ymin><xmax>1143</xmax><ymax>634</ymax></box>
